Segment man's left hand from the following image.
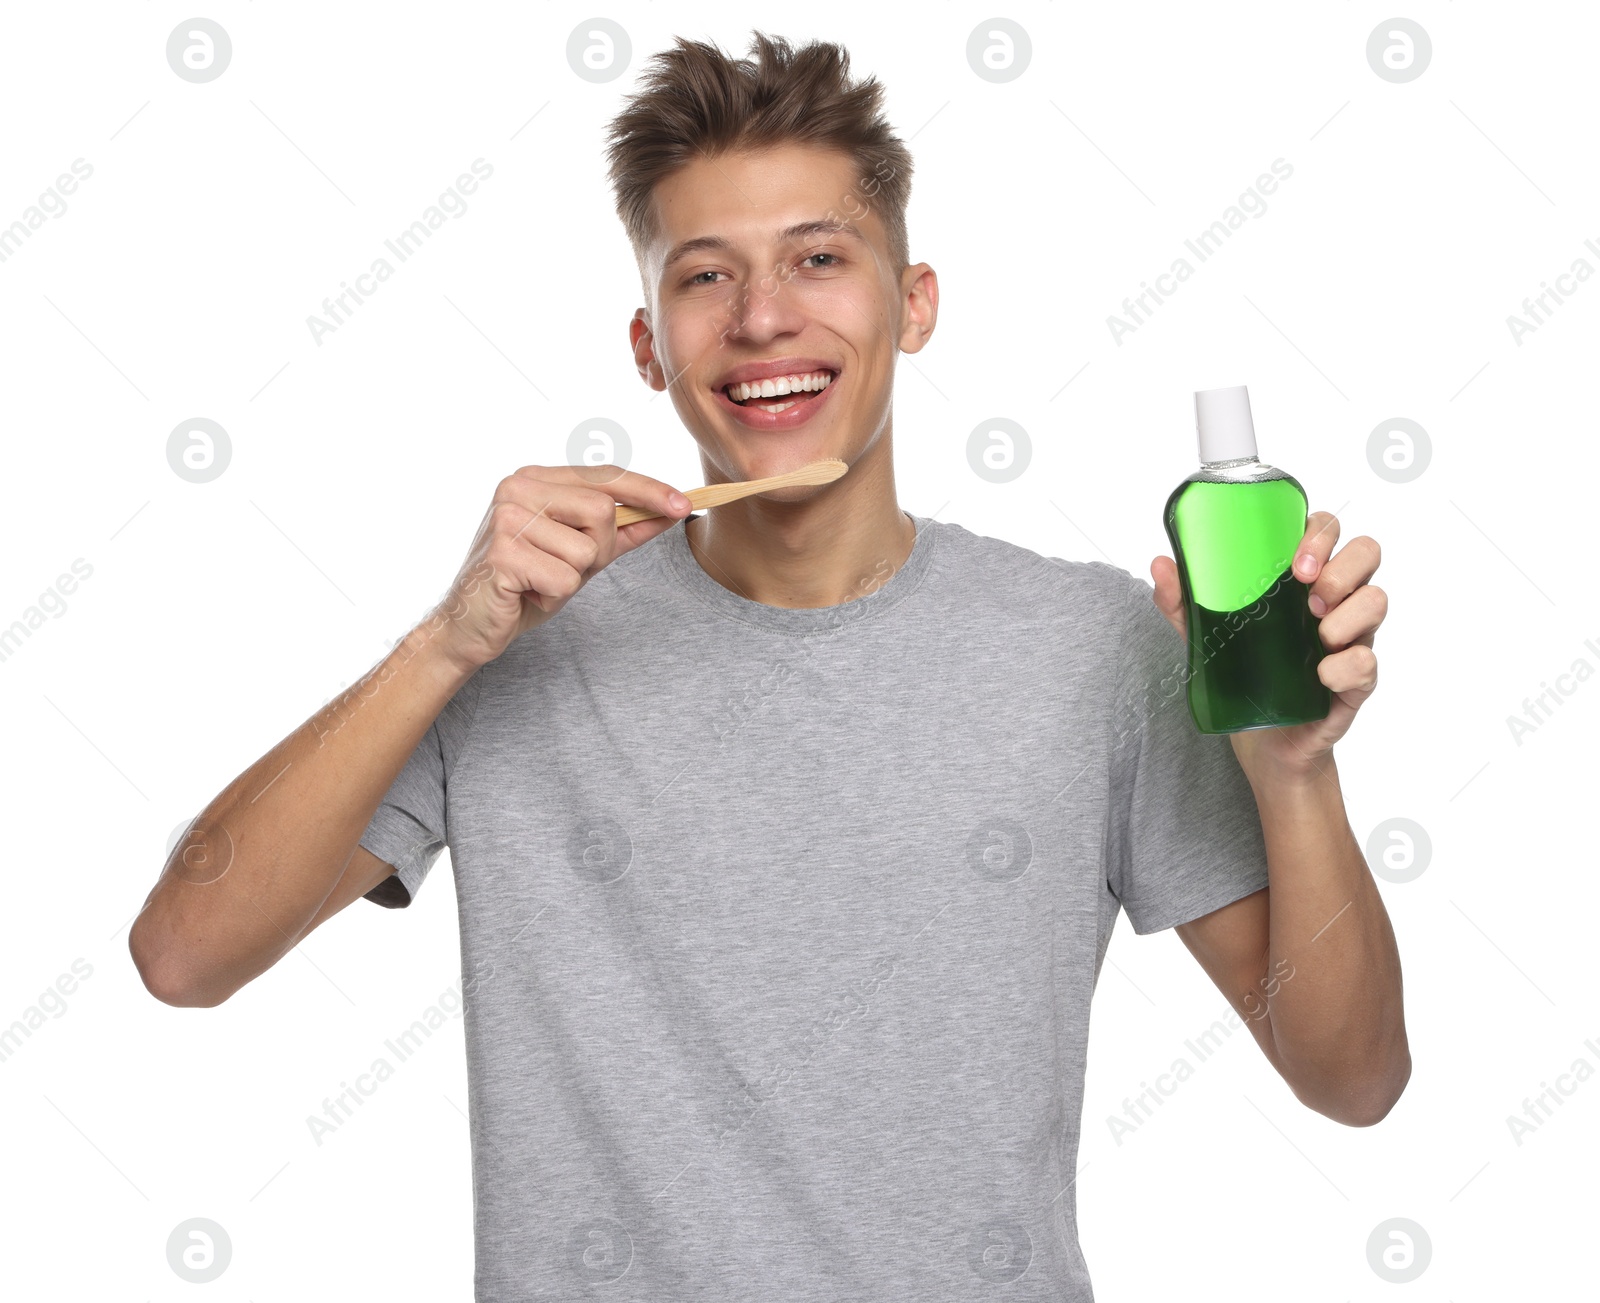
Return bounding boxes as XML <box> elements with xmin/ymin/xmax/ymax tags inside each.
<box><xmin>1150</xmin><ymin>510</ymin><xmax>1386</xmax><ymax>780</ymax></box>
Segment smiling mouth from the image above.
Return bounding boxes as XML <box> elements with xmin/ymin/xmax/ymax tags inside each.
<box><xmin>721</xmin><ymin>369</ymin><xmax>836</xmax><ymax>414</ymax></box>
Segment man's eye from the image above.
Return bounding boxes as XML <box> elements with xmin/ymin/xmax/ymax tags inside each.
<box><xmin>686</xmin><ymin>270</ymin><xmax>723</xmax><ymax>285</ymax></box>
<box><xmin>803</xmin><ymin>253</ymin><xmax>841</xmax><ymax>269</ymax></box>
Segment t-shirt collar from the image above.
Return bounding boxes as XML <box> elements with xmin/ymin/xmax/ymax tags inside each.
<box><xmin>657</xmin><ymin>511</ymin><xmax>936</xmax><ymax>635</ymax></box>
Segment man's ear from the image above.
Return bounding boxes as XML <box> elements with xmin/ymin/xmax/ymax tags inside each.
<box><xmin>630</xmin><ymin>308</ymin><xmax>663</xmax><ymax>390</ymax></box>
<box><xmin>897</xmin><ymin>263</ymin><xmax>938</xmax><ymax>356</ymax></box>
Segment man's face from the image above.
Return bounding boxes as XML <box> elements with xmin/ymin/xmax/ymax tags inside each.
<box><xmin>630</xmin><ymin>142</ymin><xmax>935</xmax><ymax>487</ymax></box>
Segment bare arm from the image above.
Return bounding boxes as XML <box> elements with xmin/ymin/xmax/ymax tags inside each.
<box><xmin>129</xmin><ymin>626</ymin><xmax>472</xmax><ymax>1007</ymax></box>
<box><xmin>129</xmin><ymin>463</ymin><xmax>695</xmax><ymax>1008</ymax></box>
<box><xmin>1177</xmin><ymin>756</ymin><xmax>1410</xmax><ymax>1127</ymax></box>
<box><xmin>1248</xmin><ymin>757</ymin><xmax>1410</xmax><ymax>1124</ymax></box>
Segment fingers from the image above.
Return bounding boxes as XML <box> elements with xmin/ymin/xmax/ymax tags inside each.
<box><xmin>1292</xmin><ymin>510</ymin><xmax>1342</xmax><ymax>585</ymax></box>
<box><xmin>501</xmin><ymin>477</ymin><xmax>612</xmax><ymax>534</ymax></box>
<box><xmin>506</xmin><ymin>463</ymin><xmax>692</xmax><ymax>563</ymax></box>
<box><xmin>1287</xmin><ymin>511</ymin><xmax>1385</xmax><ymax>704</ymax></box>
<box><xmin>516</xmin><ymin>463</ymin><xmax>691</xmax><ymax>521</ymax></box>
<box><xmin>1317</xmin><ymin>636</ymin><xmax>1379</xmax><ymax>697</ymax></box>
<box><xmin>1307</xmin><ymin>533</ymin><xmax>1381</xmax><ymax>618</ymax></box>
<box><xmin>615</xmin><ymin>510</ymin><xmax>689</xmax><ymax>556</ymax></box>
<box><xmin>477</xmin><ymin>499</ymin><xmax>590</xmax><ymax>610</ymax></box>
<box><xmin>1315</xmin><ymin>583</ymin><xmax>1387</xmax><ymax>651</ymax></box>
<box><xmin>437</xmin><ymin>463</ymin><xmax>692</xmax><ymax>668</ymax></box>
<box><xmin>495</xmin><ymin>500</ymin><xmax>601</xmax><ymax>576</ymax></box>
<box><xmin>1149</xmin><ymin>555</ymin><xmax>1186</xmax><ymax>638</ymax></box>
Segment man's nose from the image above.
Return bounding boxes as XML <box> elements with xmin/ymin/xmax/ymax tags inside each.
<box><xmin>725</xmin><ymin>267</ymin><xmax>808</xmax><ymax>343</ymax></box>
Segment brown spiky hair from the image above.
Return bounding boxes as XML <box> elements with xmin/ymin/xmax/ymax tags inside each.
<box><xmin>603</xmin><ymin>31</ymin><xmax>914</xmax><ymax>291</ymax></box>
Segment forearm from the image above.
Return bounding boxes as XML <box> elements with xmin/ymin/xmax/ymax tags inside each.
<box><xmin>130</xmin><ymin>619</ymin><xmax>473</xmax><ymax>1006</ymax></box>
<box><xmin>1245</xmin><ymin>754</ymin><xmax>1410</xmax><ymax>1125</ymax></box>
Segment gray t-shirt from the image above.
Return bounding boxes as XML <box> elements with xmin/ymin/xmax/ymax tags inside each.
<box><xmin>358</xmin><ymin>511</ymin><xmax>1270</xmax><ymax>1301</ymax></box>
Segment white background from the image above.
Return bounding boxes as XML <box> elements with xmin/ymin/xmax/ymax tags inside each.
<box><xmin>1</xmin><ymin>2</ymin><xmax>1593</xmax><ymax>1298</ymax></box>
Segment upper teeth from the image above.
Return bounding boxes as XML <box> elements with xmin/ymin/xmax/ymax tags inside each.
<box><xmin>726</xmin><ymin>371</ymin><xmax>833</xmax><ymax>401</ymax></box>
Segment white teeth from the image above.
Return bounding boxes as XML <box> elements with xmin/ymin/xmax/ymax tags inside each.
<box><xmin>726</xmin><ymin>370</ymin><xmax>833</xmax><ymax>403</ymax></box>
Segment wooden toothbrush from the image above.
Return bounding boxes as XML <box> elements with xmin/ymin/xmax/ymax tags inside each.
<box><xmin>614</xmin><ymin>458</ymin><xmax>848</xmax><ymax>527</ymax></box>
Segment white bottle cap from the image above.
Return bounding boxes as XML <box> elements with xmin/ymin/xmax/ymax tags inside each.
<box><xmin>1194</xmin><ymin>384</ymin><xmax>1258</xmax><ymax>463</ymax></box>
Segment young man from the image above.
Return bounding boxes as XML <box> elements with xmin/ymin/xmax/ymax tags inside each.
<box><xmin>131</xmin><ymin>31</ymin><xmax>1408</xmax><ymax>1300</ymax></box>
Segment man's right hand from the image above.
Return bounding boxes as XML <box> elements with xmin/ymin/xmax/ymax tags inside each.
<box><xmin>427</xmin><ymin>464</ymin><xmax>692</xmax><ymax>674</ymax></box>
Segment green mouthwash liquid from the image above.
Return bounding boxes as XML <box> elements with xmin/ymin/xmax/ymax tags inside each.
<box><xmin>1162</xmin><ymin>385</ymin><xmax>1331</xmax><ymax>734</ymax></box>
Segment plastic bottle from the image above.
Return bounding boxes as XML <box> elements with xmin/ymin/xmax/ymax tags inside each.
<box><xmin>1161</xmin><ymin>385</ymin><xmax>1331</xmax><ymax>734</ymax></box>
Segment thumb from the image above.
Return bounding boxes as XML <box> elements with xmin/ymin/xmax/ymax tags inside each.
<box><xmin>1149</xmin><ymin>556</ymin><xmax>1186</xmax><ymax>639</ymax></box>
<box><xmin>614</xmin><ymin>509</ymin><xmax>690</xmax><ymax>560</ymax></box>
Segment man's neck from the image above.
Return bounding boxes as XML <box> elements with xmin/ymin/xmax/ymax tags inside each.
<box><xmin>683</xmin><ymin>442</ymin><xmax>915</xmax><ymax>609</ymax></box>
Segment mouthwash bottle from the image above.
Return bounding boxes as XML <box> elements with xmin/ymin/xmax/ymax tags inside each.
<box><xmin>1161</xmin><ymin>385</ymin><xmax>1331</xmax><ymax>734</ymax></box>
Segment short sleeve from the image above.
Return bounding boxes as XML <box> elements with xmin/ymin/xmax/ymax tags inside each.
<box><xmin>359</xmin><ymin>669</ymin><xmax>484</xmax><ymax>909</ymax></box>
<box><xmin>1103</xmin><ymin>570</ymin><xmax>1270</xmax><ymax>934</ymax></box>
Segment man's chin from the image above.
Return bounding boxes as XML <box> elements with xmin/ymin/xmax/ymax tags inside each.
<box><xmin>694</xmin><ymin>443</ymin><xmax>848</xmax><ymax>495</ymax></box>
